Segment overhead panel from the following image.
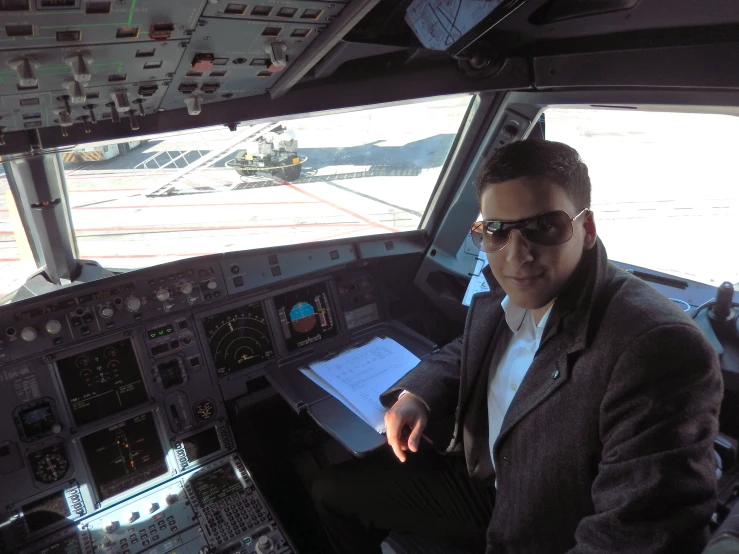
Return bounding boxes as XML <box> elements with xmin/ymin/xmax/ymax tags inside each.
<box><xmin>157</xmin><ymin>8</ymin><xmax>335</xmax><ymax>112</ymax></box>
<box><xmin>200</xmin><ymin>0</ymin><xmax>346</xmax><ymax>22</ymax></box>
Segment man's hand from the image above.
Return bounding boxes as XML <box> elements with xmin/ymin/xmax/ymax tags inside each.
<box><xmin>384</xmin><ymin>392</ymin><xmax>429</xmax><ymax>462</ymax></box>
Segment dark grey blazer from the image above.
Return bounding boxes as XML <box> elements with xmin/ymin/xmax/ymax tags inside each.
<box><xmin>381</xmin><ymin>239</ymin><xmax>723</xmax><ymax>554</ymax></box>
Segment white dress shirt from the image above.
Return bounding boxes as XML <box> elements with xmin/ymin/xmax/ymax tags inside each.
<box><xmin>488</xmin><ymin>296</ymin><xmax>552</xmax><ymax>474</ymax></box>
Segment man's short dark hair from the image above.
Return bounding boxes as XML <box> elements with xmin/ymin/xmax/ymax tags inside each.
<box><xmin>476</xmin><ymin>140</ymin><xmax>591</xmax><ymax>211</ymax></box>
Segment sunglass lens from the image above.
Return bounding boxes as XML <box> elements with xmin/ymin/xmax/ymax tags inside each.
<box><xmin>523</xmin><ymin>211</ymin><xmax>572</xmax><ymax>246</ymax></box>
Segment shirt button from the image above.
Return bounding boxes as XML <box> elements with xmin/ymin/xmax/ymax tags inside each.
<box><xmin>552</xmin><ymin>370</ymin><xmax>560</xmax><ymax>379</ymax></box>
<box><xmin>510</xmin><ymin>383</ymin><xmax>518</xmax><ymax>391</ymax></box>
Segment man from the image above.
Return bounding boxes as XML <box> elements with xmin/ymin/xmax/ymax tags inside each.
<box><xmin>312</xmin><ymin>140</ymin><xmax>722</xmax><ymax>553</ymax></box>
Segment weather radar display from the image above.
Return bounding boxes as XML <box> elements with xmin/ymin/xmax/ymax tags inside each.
<box><xmin>274</xmin><ymin>282</ymin><xmax>338</xmax><ymax>351</ymax></box>
<box><xmin>203</xmin><ymin>302</ymin><xmax>275</xmax><ymax>376</ymax></box>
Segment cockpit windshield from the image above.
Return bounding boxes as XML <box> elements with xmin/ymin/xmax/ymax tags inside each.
<box><xmin>60</xmin><ymin>95</ymin><xmax>472</xmax><ymax>271</ymax></box>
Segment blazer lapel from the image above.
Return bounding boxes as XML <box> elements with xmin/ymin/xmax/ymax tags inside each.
<box><xmin>493</xmin><ymin>332</ymin><xmax>569</xmax><ymax>457</ymax></box>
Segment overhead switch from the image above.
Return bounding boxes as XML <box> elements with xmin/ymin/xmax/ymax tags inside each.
<box><xmin>64</xmin><ymin>80</ymin><xmax>87</xmax><ymax>104</ymax></box>
<box><xmin>191</xmin><ymin>53</ymin><xmax>215</xmax><ymax>73</ymax></box>
<box><xmin>54</xmin><ymin>108</ymin><xmax>73</xmax><ymax>136</ymax></box>
<box><xmin>8</xmin><ymin>56</ymin><xmax>39</xmax><ymax>88</ymax></box>
<box><xmin>185</xmin><ymin>95</ymin><xmax>202</xmax><ymax>116</ymax></box>
<box><xmin>112</xmin><ymin>90</ymin><xmax>131</xmax><ymax>112</ymax></box>
<box><xmin>264</xmin><ymin>42</ymin><xmax>288</xmax><ymax>70</ymax></box>
<box><xmin>62</xmin><ymin>53</ymin><xmax>93</xmax><ymax>82</ymax></box>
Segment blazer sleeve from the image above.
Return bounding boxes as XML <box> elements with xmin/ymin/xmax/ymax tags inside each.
<box><xmin>378</xmin><ymin>334</ymin><xmax>463</xmax><ymax>414</ymax></box>
<box><xmin>567</xmin><ymin>324</ymin><xmax>723</xmax><ymax>554</ymax></box>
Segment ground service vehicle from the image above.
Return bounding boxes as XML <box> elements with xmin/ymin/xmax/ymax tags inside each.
<box><xmin>0</xmin><ymin>1</ymin><xmax>738</xmax><ymax>553</ymax></box>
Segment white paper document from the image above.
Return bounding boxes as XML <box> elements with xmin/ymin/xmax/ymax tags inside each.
<box><xmin>405</xmin><ymin>0</ymin><xmax>502</xmax><ymax>51</ymax></box>
<box><xmin>300</xmin><ymin>337</ymin><xmax>421</xmax><ymax>433</ymax></box>
<box><xmin>463</xmin><ymin>252</ymin><xmax>490</xmax><ymax>306</ymax></box>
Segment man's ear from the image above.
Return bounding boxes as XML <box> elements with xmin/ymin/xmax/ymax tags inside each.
<box><xmin>582</xmin><ymin>211</ymin><xmax>597</xmax><ymax>250</ymax></box>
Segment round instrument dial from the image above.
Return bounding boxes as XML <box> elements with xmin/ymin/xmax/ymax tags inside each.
<box><xmin>203</xmin><ymin>303</ymin><xmax>274</xmax><ymax>376</ymax></box>
<box><xmin>28</xmin><ymin>443</ymin><xmax>70</xmax><ymax>484</ymax></box>
<box><xmin>194</xmin><ymin>400</ymin><xmax>216</xmax><ymax>421</ymax></box>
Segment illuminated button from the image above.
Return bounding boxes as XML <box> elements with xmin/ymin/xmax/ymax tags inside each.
<box><xmin>20</xmin><ymin>327</ymin><xmax>38</xmax><ymax>342</ymax></box>
<box><xmin>100</xmin><ymin>306</ymin><xmax>114</xmax><ymax>318</ymax></box>
<box><xmin>156</xmin><ymin>289</ymin><xmax>170</xmax><ymax>302</ymax></box>
<box><xmin>206</xmin><ymin>281</ymin><xmax>217</xmax><ymax>290</ymax></box>
<box><xmin>125</xmin><ymin>296</ymin><xmax>141</xmax><ymax>312</ymax></box>
<box><xmin>45</xmin><ymin>320</ymin><xmax>62</xmax><ymax>334</ymax></box>
<box><xmin>148</xmin><ymin>502</ymin><xmax>159</xmax><ymax>513</ymax></box>
<box><xmin>104</xmin><ymin>520</ymin><xmax>118</xmax><ymax>533</ymax></box>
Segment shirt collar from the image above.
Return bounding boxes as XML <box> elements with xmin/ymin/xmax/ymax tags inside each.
<box><xmin>502</xmin><ymin>295</ymin><xmax>554</xmax><ymax>335</ymax></box>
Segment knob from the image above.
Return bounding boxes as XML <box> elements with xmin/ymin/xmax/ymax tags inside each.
<box><xmin>63</xmin><ymin>80</ymin><xmax>87</xmax><ymax>104</ymax></box>
<box><xmin>62</xmin><ymin>52</ymin><xmax>93</xmax><ymax>82</ymax></box>
<box><xmin>165</xmin><ymin>493</ymin><xmax>178</xmax><ymax>505</ymax></box>
<box><xmin>125</xmin><ymin>296</ymin><xmax>141</xmax><ymax>312</ymax></box>
<box><xmin>185</xmin><ymin>95</ymin><xmax>202</xmax><ymax>116</ymax></box>
<box><xmin>54</xmin><ymin>108</ymin><xmax>73</xmax><ymax>127</ymax></box>
<box><xmin>102</xmin><ymin>537</ymin><xmax>115</xmax><ymax>550</ymax></box>
<box><xmin>148</xmin><ymin>502</ymin><xmax>159</xmax><ymax>513</ymax></box>
<box><xmin>711</xmin><ymin>281</ymin><xmax>736</xmax><ymax>323</ymax></box>
<box><xmin>112</xmin><ymin>90</ymin><xmax>131</xmax><ymax>112</ymax></box>
<box><xmin>264</xmin><ymin>41</ymin><xmax>288</xmax><ymax>69</ymax></box>
<box><xmin>133</xmin><ymin>99</ymin><xmax>146</xmax><ymax>117</ymax></box>
<box><xmin>105</xmin><ymin>102</ymin><xmax>121</xmax><ymax>123</ymax></box>
<box><xmin>125</xmin><ymin>510</ymin><xmax>139</xmax><ymax>523</ymax></box>
<box><xmin>198</xmin><ymin>547</ymin><xmax>214</xmax><ymax>554</ymax></box>
<box><xmin>20</xmin><ymin>327</ymin><xmax>38</xmax><ymax>342</ymax></box>
<box><xmin>103</xmin><ymin>520</ymin><xmax>118</xmax><ymax>533</ymax></box>
<box><xmin>180</xmin><ymin>282</ymin><xmax>193</xmax><ymax>295</ymax></box>
<box><xmin>45</xmin><ymin>320</ymin><xmax>62</xmax><ymax>334</ymax></box>
<box><xmin>206</xmin><ymin>281</ymin><xmax>217</xmax><ymax>290</ymax></box>
<box><xmin>128</xmin><ymin>110</ymin><xmax>139</xmax><ymax>131</ymax></box>
<box><xmin>156</xmin><ymin>289</ymin><xmax>170</xmax><ymax>302</ymax></box>
<box><xmin>256</xmin><ymin>535</ymin><xmax>274</xmax><ymax>553</ymax></box>
<box><xmin>52</xmin><ymin>422</ymin><xmax>62</xmax><ymax>434</ymax></box>
<box><xmin>0</xmin><ymin>126</ymin><xmax>5</xmax><ymax>146</ymax></box>
<box><xmin>8</xmin><ymin>56</ymin><xmax>38</xmax><ymax>87</ymax></box>
<box><xmin>99</xmin><ymin>306</ymin><xmax>114</xmax><ymax>319</ymax></box>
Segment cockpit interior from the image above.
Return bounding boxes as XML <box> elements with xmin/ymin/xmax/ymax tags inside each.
<box><xmin>1</xmin><ymin>0</ymin><xmax>739</xmax><ymax>553</ymax></box>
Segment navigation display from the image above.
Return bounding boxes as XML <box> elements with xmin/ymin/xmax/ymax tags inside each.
<box><xmin>274</xmin><ymin>282</ymin><xmax>338</xmax><ymax>351</ymax></box>
<box><xmin>182</xmin><ymin>427</ymin><xmax>221</xmax><ymax>463</ymax></box>
<box><xmin>81</xmin><ymin>412</ymin><xmax>167</xmax><ymax>502</ymax></box>
<box><xmin>202</xmin><ymin>302</ymin><xmax>275</xmax><ymax>376</ymax></box>
<box><xmin>22</xmin><ymin>491</ymin><xmax>70</xmax><ymax>534</ymax></box>
<box><xmin>56</xmin><ymin>340</ymin><xmax>148</xmax><ymax>426</ymax></box>
<box><xmin>190</xmin><ymin>465</ymin><xmax>243</xmax><ymax>505</ymax></box>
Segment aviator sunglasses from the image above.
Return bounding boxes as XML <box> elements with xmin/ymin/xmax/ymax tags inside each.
<box><xmin>470</xmin><ymin>209</ymin><xmax>590</xmax><ymax>253</ymax></box>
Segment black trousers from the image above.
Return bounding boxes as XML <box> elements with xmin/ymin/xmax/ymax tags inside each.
<box><xmin>311</xmin><ymin>447</ymin><xmax>495</xmax><ymax>554</ymax></box>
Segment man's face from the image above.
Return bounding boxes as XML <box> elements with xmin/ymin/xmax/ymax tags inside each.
<box><xmin>480</xmin><ymin>178</ymin><xmax>597</xmax><ymax>311</ymax></box>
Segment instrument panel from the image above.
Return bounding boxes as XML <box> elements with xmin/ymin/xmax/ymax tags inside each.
<box><xmin>0</xmin><ymin>237</ymin><xmax>399</xmax><ymax>553</ymax></box>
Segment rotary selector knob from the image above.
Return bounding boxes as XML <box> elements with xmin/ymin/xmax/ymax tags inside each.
<box><xmin>206</xmin><ymin>281</ymin><xmax>217</xmax><ymax>290</ymax></box>
<box><xmin>125</xmin><ymin>296</ymin><xmax>141</xmax><ymax>312</ymax></box>
<box><xmin>52</xmin><ymin>423</ymin><xmax>63</xmax><ymax>434</ymax></box>
<box><xmin>45</xmin><ymin>320</ymin><xmax>62</xmax><ymax>334</ymax></box>
<box><xmin>20</xmin><ymin>327</ymin><xmax>38</xmax><ymax>342</ymax></box>
<box><xmin>156</xmin><ymin>289</ymin><xmax>170</xmax><ymax>302</ymax></box>
<box><xmin>125</xmin><ymin>510</ymin><xmax>139</xmax><ymax>523</ymax></box>
<box><xmin>103</xmin><ymin>520</ymin><xmax>118</xmax><ymax>533</ymax></box>
<box><xmin>99</xmin><ymin>306</ymin><xmax>114</xmax><ymax>319</ymax></box>
<box><xmin>148</xmin><ymin>502</ymin><xmax>159</xmax><ymax>513</ymax></box>
<box><xmin>180</xmin><ymin>282</ymin><xmax>193</xmax><ymax>295</ymax></box>
<box><xmin>102</xmin><ymin>538</ymin><xmax>114</xmax><ymax>550</ymax></box>
<box><xmin>256</xmin><ymin>535</ymin><xmax>274</xmax><ymax>553</ymax></box>
<box><xmin>165</xmin><ymin>493</ymin><xmax>178</xmax><ymax>505</ymax></box>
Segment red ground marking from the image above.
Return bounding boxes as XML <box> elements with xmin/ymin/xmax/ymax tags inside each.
<box><xmin>282</xmin><ymin>181</ymin><xmax>398</xmax><ymax>233</ymax></box>
<box><xmin>0</xmin><ymin>257</ymin><xmax>20</xmax><ymax>261</ymax></box>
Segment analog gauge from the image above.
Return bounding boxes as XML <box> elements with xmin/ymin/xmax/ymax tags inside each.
<box><xmin>104</xmin><ymin>346</ymin><xmax>119</xmax><ymax>359</ymax></box>
<box><xmin>75</xmin><ymin>356</ymin><xmax>91</xmax><ymax>369</ymax></box>
<box><xmin>28</xmin><ymin>443</ymin><xmax>70</xmax><ymax>484</ymax></box>
<box><xmin>202</xmin><ymin>303</ymin><xmax>275</xmax><ymax>376</ymax></box>
<box><xmin>194</xmin><ymin>400</ymin><xmax>216</xmax><ymax>421</ymax></box>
